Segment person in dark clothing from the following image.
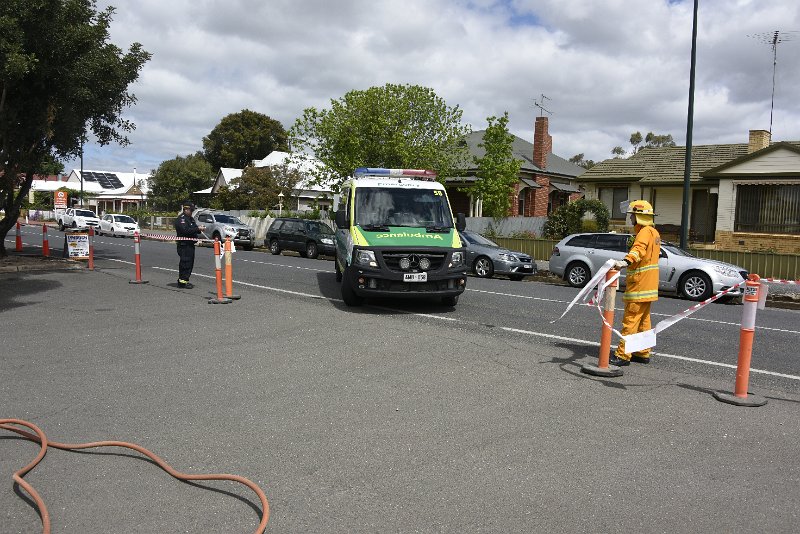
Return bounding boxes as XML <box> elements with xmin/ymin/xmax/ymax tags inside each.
<box><xmin>174</xmin><ymin>201</ymin><xmax>206</xmax><ymax>288</ymax></box>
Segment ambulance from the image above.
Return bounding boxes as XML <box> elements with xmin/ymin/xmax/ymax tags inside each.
<box><xmin>334</xmin><ymin>168</ymin><xmax>467</xmax><ymax>307</ymax></box>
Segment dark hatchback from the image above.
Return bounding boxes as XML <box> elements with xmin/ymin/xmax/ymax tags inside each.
<box><xmin>266</xmin><ymin>218</ymin><xmax>336</xmax><ymax>259</ymax></box>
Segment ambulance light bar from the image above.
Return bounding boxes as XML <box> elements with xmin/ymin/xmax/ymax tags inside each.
<box><xmin>354</xmin><ymin>167</ymin><xmax>437</xmax><ymax>181</ymax></box>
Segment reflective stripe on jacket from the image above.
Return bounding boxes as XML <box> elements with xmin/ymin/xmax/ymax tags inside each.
<box><xmin>623</xmin><ymin>225</ymin><xmax>661</xmax><ymax>302</ymax></box>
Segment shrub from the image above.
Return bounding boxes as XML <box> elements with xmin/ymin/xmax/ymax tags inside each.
<box><xmin>543</xmin><ymin>199</ymin><xmax>610</xmax><ymax>239</ymax></box>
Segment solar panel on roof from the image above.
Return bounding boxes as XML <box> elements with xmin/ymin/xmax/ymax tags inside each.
<box><xmin>82</xmin><ymin>171</ymin><xmax>99</xmax><ymax>182</ymax></box>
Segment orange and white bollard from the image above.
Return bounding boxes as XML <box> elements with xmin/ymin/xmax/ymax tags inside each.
<box><xmin>88</xmin><ymin>227</ymin><xmax>95</xmax><ymax>270</ymax></box>
<box><xmin>713</xmin><ymin>274</ymin><xmax>767</xmax><ymax>407</ymax></box>
<box><xmin>42</xmin><ymin>224</ymin><xmax>49</xmax><ymax>257</ymax></box>
<box><xmin>129</xmin><ymin>231</ymin><xmax>149</xmax><ymax>284</ymax></box>
<box><xmin>15</xmin><ymin>222</ymin><xmax>22</xmax><ymax>252</ymax></box>
<box><xmin>223</xmin><ymin>237</ymin><xmax>241</xmax><ymax>300</ymax></box>
<box><xmin>209</xmin><ymin>239</ymin><xmax>231</xmax><ymax>304</ymax></box>
<box><xmin>582</xmin><ymin>268</ymin><xmax>624</xmax><ymax>377</ymax></box>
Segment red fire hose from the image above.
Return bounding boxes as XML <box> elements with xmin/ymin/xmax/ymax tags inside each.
<box><xmin>0</xmin><ymin>418</ymin><xmax>269</xmax><ymax>533</ymax></box>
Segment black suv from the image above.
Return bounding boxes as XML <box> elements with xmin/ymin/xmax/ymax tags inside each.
<box><xmin>266</xmin><ymin>218</ymin><xmax>336</xmax><ymax>259</ymax></box>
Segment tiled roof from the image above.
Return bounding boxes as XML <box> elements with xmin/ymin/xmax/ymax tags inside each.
<box><xmin>578</xmin><ymin>144</ymin><xmax>752</xmax><ymax>184</ymax></box>
<box><xmin>463</xmin><ymin>130</ymin><xmax>585</xmax><ymax>179</ymax></box>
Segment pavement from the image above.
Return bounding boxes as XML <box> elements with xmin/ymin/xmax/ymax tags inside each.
<box><xmin>1</xmin><ymin>259</ymin><xmax>799</xmax><ymax>533</ymax></box>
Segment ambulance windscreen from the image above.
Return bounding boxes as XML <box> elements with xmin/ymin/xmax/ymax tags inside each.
<box><xmin>355</xmin><ymin>188</ymin><xmax>453</xmax><ymax>229</ymax></box>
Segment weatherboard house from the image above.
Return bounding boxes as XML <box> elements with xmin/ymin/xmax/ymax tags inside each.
<box><xmin>30</xmin><ymin>169</ymin><xmax>150</xmax><ymax>214</ymax></box>
<box><xmin>577</xmin><ymin>129</ymin><xmax>800</xmax><ymax>253</ymax></box>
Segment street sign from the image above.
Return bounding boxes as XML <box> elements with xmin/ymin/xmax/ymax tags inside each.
<box><xmin>65</xmin><ymin>232</ymin><xmax>89</xmax><ymax>259</ymax></box>
<box><xmin>54</xmin><ymin>191</ymin><xmax>68</xmax><ymax>208</ymax></box>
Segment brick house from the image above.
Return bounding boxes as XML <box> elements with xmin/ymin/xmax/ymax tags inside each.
<box><xmin>446</xmin><ymin>116</ymin><xmax>584</xmax><ymax>217</ymax></box>
<box><xmin>577</xmin><ymin>130</ymin><xmax>800</xmax><ymax>253</ymax></box>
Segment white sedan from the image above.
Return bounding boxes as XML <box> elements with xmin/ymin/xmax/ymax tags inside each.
<box><xmin>97</xmin><ymin>213</ymin><xmax>140</xmax><ymax>237</ymax></box>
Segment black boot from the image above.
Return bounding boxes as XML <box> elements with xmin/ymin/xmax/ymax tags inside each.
<box><xmin>609</xmin><ymin>354</ymin><xmax>630</xmax><ymax>366</ymax></box>
<box><xmin>631</xmin><ymin>355</ymin><xmax>651</xmax><ymax>364</ymax></box>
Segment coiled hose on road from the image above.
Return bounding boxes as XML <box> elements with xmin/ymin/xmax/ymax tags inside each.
<box><xmin>0</xmin><ymin>418</ymin><xmax>269</xmax><ymax>533</ymax></box>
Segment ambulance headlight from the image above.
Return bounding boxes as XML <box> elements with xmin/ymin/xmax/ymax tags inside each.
<box><xmin>355</xmin><ymin>249</ymin><xmax>377</xmax><ymax>267</ymax></box>
<box><xmin>450</xmin><ymin>251</ymin><xmax>465</xmax><ymax>267</ymax></box>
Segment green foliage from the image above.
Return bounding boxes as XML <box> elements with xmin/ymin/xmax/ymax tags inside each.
<box><xmin>202</xmin><ymin>110</ymin><xmax>288</xmax><ymax>171</ymax></box>
<box><xmin>148</xmin><ymin>152</ymin><xmax>214</xmax><ymax>211</ymax></box>
<box><xmin>569</xmin><ymin>153</ymin><xmax>595</xmax><ymax>169</ymax></box>
<box><xmin>470</xmin><ymin>112</ymin><xmax>521</xmax><ymax>218</ymax></box>
<box><xmin>0</xmin><ymin>0</ymin><xmax>150</xmax><ymax>255</ymax></box>
<box><xmin>630</xmin><ymin>131</ymin><xmax>676</xmax><ymax>155</ymax></box>
<box><xmin>212</xmin><ymin>164</ymin><xmax>300</xmax><ymax>211</ymax></box>
<box><xmin>289</xmin><ymin>83</ymin><xmax>471</xmax><ymax>191</ymax></box>
<box><xmin>35</xmin><ymin>153</ymin><xmax>65</xmax><ymax>176</ymax></box>
<box><xmin>543</xmin><ymin>198</ymin><xmax>610</xmax><ymax>239</ymax></box>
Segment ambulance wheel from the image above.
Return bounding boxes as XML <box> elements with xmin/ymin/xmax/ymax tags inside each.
<box><xmin>441</xmin><ymin>295</ymin><xmax>459</xmax><ymax>307</ymax></box>
<box><xmin>473</xmin><ymin>256</ymin><xmax>494</xmax><ymax>278</ymax></box>
<box><xmin>680</xmin><ymin>271</ymin><xmax>712</xmax><ymax>301</ymax></box>
<box><xmin>566</xmin><ymin>261</ymin><xmax>590</xmax><ymax>288</ymax></box>
<box><xmin>335</xmin><ymin>255</ymin><xmax>343</xmax><ymax>282</ymax></box>
<box><xmin>341</xmin><ymin>276</ymin><xmax>363</xmax><ymax>306</ymax></box>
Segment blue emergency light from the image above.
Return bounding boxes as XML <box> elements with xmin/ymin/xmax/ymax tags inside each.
<box><xmin>354</xmin><ymin>167</ymin><xmax>437</xmax><ymax>180</ymax></box>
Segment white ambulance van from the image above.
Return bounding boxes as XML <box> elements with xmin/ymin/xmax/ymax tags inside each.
<box><xmin>334</xmin><ymin>168</ymin><xmax>467</xmax><ymax>307</ymax></box>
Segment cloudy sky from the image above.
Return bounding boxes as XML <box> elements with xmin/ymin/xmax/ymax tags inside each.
<box><xmin>69</xmin><ymin>0</ymin><xmax>800</xmax><ymax>175</ymax></box>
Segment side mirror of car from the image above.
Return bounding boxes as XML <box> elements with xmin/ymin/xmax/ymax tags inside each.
<box><xmin>335</xmin><ymin>209</ymin><xmax>349</xmax><ymax>229</ymax></box>
<box><xmin>455</xmin><ymin>212</ymin><xmax>466</xmax><ymax>232</ymax></box>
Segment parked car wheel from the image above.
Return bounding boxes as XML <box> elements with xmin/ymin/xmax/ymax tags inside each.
<box><xmin>306</xmin><ymin>241</ymin><xmax>319</xmax><ymax>259</ymax></box>
<box><xmin>341</xmin><ymin>275</ymin><xmax>363</xmax><ymax>306</ymax></box>
<box><xmin>473</xmin><ymin>256</ymin><xmax>494</xmax><ymax>278</ymax></box>
<box><xmin>71</xmin><ymin>221</ymin><xmax>77</xmax><ymax>228</ymax></box>
<box><xmin>441</xmin><ymin>295</ymin><xmax>458</xmax><ymax>307</ymax></box>
<box><xmin>269</xmin><ymin>239</ymin><xmax>281</xmax><ymax>255</ymax></box>
<box><xmin>335</xmin><ymin>255</ymin><xmax>343</xmax><ymax>282</ymax></box>
<box><xmin>566</xmin><ymin>261</ymin><xmax>590</xmax><ymax>288</ymax></box>
<box><xmin>680</xmin><ymin>271</ymin><xmax>713</xmax><ymax>301</ymax></box>
<box><xmin>59</xmin><ymin>221</ymin><xmax>65</xmax><ymax>231</ymax></box>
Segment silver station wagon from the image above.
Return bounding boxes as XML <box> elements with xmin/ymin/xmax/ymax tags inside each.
<box><xmin>549</xmin><ymin>232</ymin><xmax>748</xmax><ymax>301</ymax></box>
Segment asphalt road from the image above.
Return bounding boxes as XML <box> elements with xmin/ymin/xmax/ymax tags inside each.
<box><xmin>2</xmin><ymin>225</ymin><xmax>799</xmax><ymax>533</ymax></box>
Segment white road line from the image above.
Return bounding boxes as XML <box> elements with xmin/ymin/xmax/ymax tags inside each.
<box><xmin>501</xmin><ymin>326</ymin><xmax>800</xmax><ymax>381</ymax></box>
<box><xmin>240</xmin><ymin>258</ymin><xmax>329</xmax><ymax>272</ymax></box>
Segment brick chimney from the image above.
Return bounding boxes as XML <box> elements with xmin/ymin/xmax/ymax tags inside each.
<box><xmin>533</xmin><ymin>116</ymin><xmax>552</xmax><ymax>169</ymax></box>
<box><xmin>748</xmin><ymin>129</ymin><xmax>771</xmax><ymax>153</ymax></box>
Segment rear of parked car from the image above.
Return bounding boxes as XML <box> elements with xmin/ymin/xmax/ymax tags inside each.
<box><xmin>549</xmin><ymin>232</ymin><xmax>748</xmax><ymax>301</ymax></box>
<box><xmin>266</xmin><ymin>218</ymin><xmax>336</xmax><ymax>259</ymax></box>
<box><xmin>460</xmin><ymin>230</ymin><xmax>537</xmax><ymax>281</ymax></box>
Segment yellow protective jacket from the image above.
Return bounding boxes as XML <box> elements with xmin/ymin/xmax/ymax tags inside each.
<box><xmin>623</xmin><ymin>225</ymin><xmax>661</xmax><ymax>302</ymax></box>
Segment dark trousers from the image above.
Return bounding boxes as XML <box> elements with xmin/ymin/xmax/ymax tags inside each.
<box><xmin>177</xmin><ymin>243</ymin><xmax>195</xmax><ymax>281</ymax></box>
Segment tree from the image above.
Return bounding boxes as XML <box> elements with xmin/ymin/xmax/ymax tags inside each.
<box><xmin>611</xmin><ymin>146</ymin><xmax>626</xmax><ymax>158</ymax></box>
<box><xmin>289</xmin><ymin>83</ymin><xmax>471</xmax><ymax>191</ymax></box>
<box><xmin>35</xmin><ymin>154</ymin><xmax>65</xmax><ymax>176</ymax></box>
<box><xmin>148</xmin><ymin>152</ymin><xmax>214</xmax><ymax>211</ymax></box>
<box><xmin>211</xmin><ymin>164</ymin><xmax>301</xmax><ymax>211</ymax></box>
<box><xmin>569</xmin><ymin>153</ymin><xmax>596</xmax><ymax>169</ymax></box>
<box><xmin>469</xmin><ymin>113</ymin><xmax>521</xmax><ymax>218</ymax></box>
<box><xmin>202</xmin><ymin>110</ymin><xmax>288</xmax><ymax>171</ymax></box>
<box><xmin>543</xmin><ymin>198</ymin><xmax>610</xmax><ymax>239</ymax></box>
<box><xmin>629</xmin><ymin>131</ymin><xmax>676</xmax><ymax>155</ymax></box>
<box><xmin>0</xmin><ymin>1</ymin><xmax>150</xmax><ymax>256</ymax></box>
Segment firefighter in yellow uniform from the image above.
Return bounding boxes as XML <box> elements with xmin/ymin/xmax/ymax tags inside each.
<box><xmin>610</xmin><ymin>200</ymin><xmax>661</xmax><ymax>366</ymax></box>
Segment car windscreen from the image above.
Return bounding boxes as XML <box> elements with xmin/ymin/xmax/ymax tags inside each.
<box><xmin>307</xmin><ymin>221</ymin><xmax>333</xmax><ymax>235</ymax></box>
<box><xmin>115</xmin><ymin>215</ymin><xmax>136</xmax><ymax>223</ymax></box>
<box><xmin>662</xmin><ymin>244</ymin><xmax>695</xmax><ymax>257</ymax></box>
<box><xmin>465</xmin><ymin>232</ymin><xmax>498</xmax><ymax>247</ymax></box>
<box><xmin>76</xmin><ymin>210</ymin><xmax>96</xmax><ymax>217</ymax></box>
<box><xmin>214</xmin><ymin>214</ymin><xmax>243</xmax><ymax>224</ymax></box>
<box><xmin>355</xmin><ymin>187</ymin><xmax>453</xmax><ymax>229</ymax></box>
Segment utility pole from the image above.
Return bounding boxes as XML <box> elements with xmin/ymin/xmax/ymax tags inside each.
<box><xmin>680</xmin><ymin>0</ymin><xmax>698</xmax><ymax>250</ymax></box>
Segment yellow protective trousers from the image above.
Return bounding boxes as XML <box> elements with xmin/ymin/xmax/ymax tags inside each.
<box><xmin>614</xmin><ymin>301</ymin><xmax>652</xmax><ymax>360</ymax></box>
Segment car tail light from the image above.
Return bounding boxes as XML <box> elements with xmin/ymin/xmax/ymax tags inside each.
<box><xmin>552</xmin><ymin>246</ymin><xmax>560</xmax><ymax>256</ymax></box>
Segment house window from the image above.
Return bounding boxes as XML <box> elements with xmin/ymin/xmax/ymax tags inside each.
<box><xmin>518</xmin><ymin>194</ymin><xmax>525</xmax><ymax>216</ymax></box>
<box><xmin>598</xmin><ymin>187</ymin><xmax>629</xmax><ymax>219</ymax></box>
<box><xmin>735</xmin><ymin>184</ymin><xmax>800</xmax><ymax>234</ymax></box>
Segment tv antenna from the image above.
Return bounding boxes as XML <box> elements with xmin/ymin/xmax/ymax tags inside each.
<box><xmin>534</xmin><ymin>94</ymin><xmax>552</xmax><ymax>117</ymax></box>
<box><xmin>748</xmin><ymin>30</ymin><xmax>798</xmax><ymax>134</ymax></box>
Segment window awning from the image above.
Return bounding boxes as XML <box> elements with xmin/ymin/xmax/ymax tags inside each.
<box><xmin>520</xmin><ymin>178</ymin><xmax>542</xmax><ymax>189</ymax></box>
<box><xmin>550</xmin><ymin>181</ymin><xmax>581</xmax><ymax>193</ymax></box>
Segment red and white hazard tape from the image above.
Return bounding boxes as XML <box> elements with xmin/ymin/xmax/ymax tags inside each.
<box><xmin>140</xmin><ymin>232</ymin><xmax>215</xmax><ymax>243</ymax></box>
<box><xmin>763</xmin><ymin>277</ymin><xmax>800</xmax><ymax>285</ymax></box>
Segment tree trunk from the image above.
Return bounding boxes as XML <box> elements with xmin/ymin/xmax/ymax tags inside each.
<box><xmin>0</xmin><ymin>170</ymin><xmax>32</xmax><ymax>258</ymax></box>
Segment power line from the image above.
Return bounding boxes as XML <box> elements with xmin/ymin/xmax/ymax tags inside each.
<box><xmin>747</xmin><ymin>30</ymin><xmax>799</xmax><ymax>134</ymax></box>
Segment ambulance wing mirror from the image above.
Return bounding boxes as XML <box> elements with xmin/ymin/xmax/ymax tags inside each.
<box><xmin>335</xmin><ymin>208</ymin><xmax>349</xmax><ymax>229</ymax></box>
<box><xmin>455</xmin><ymin>212</ymin><xmax>466</xmax><ymax>232</ymax></box>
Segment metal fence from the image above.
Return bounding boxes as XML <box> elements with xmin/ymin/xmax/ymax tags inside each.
<box><xmin>492</xmin><ymin>237</ymin><xmax>800</xmax><ymax>280</ymax></box>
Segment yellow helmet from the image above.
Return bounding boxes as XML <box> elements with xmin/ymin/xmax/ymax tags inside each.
<box><xmin>626</xmin><ymin>200</ymin><xmax>656</xmax><ymax>226</ymax></box>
